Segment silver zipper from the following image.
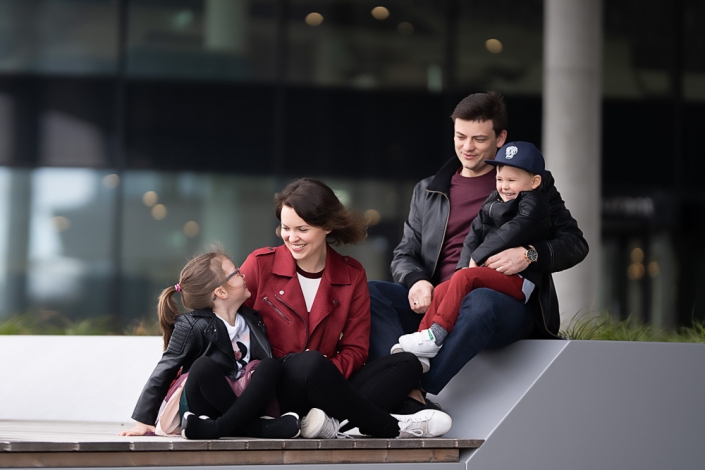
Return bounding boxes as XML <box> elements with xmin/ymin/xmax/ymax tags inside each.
<box><xmin>264</xmin><ymin>296</ymin><xmax>291</xmax><ymax>324</ymax></box>
<box><xmin>427</xmin><ymin>189</ymin><xmax>450</xmax><ymax>278</ymax></box>
<box><xmin>276</xmin><ymin>294</ymin><xmax>310</xmax><ymax>350</ymax></box>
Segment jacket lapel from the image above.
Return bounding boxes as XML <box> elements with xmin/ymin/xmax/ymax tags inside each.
<box><xmin>308</xmin><ymin>247</ymin><xmax>350</xmax><ymax>333</ymax></box>
<box><xmin>271</xmin><ymin>247</ymin><xmax>308</xmax><ymax>321</ymax></box>
<box><xmin>197</xmin><ymin>309</ymin><xmax>237</xmax><ymax>366</ymax></box>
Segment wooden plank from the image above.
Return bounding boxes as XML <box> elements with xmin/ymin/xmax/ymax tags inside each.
<box><xmin>282</xmin><ymin>449</ymin><xmax>460</xmax><ymax>464</ymax></box>
<box><xmin>0</xmin><ymin>449</ymin><xmax>460</xmax><ymax>467</ymax></box>
<box><xmin>0</xmin><ymin>419</ymin><xmax>483</xmax><ymax>468</ymax></box>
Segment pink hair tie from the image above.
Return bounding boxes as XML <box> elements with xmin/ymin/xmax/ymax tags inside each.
<box><xmin>174</xmin><ymin>283</ymin><xmax>182</xmax><ymax>293</ymax></box>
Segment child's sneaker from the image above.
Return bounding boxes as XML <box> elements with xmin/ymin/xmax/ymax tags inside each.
<box><xmin>258</xmin><ymin>412</ymin><xmax>301</xmax><ymax>438</ymax></box>
<box><xmin>398</xmin><ymin>330</ymin><xmax>442</xmax><ymax>357</ymax></box>
<box><xmin>181</xmin><ymin>412</ymin><xmax>217</xmax><ymax>440</ymax></box>
<box><xmin>392</xmin><ymin>409</ymin><xmax>452</xmax><ymax>438</ymax></box>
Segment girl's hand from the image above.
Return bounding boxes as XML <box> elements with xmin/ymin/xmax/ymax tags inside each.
<box><xmin>118</xmin><ymin>421</ymin><xmax>156</xmax><ymax>436</ymax></box>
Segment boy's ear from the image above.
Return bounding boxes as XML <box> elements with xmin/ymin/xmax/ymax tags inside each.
<box><xmin>531</xmin><ymin>174</ymin><xmax>542</xmax><ymax>190</ymax></box>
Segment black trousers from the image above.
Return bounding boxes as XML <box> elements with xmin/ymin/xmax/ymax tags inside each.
<box><xmin>185</xmin><ymin>356</ymin><xmax>281</xmax><ymax>436</ymax></box>
<box><xmin>275</xmin><ymin>351</ymin><xmax>421</xmax><ymax>438</ymax></box>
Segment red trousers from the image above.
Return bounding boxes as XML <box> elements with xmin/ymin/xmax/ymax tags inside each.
<box><xmin>419</xmin><ymin>267</ymin><xmax>526</xmax><ymax>333</ymax></box>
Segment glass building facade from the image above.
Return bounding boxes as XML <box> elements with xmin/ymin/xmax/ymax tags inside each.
<box><xmin>0</xmin><ymin>0</ymin><xmax>704</xmax><ymax>329</ymax></box>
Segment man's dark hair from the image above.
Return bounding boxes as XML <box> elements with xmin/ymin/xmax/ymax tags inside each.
<box><xmin>451</xmin><ymin>91</ymin><xmax>508</xmax><ymax>138</ymax></box>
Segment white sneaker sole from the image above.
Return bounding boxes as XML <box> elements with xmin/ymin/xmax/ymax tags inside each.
<box><xmin>300</xmin><ymin>408</ymin><xmax>326</xmax><ymax>439</ymax></box>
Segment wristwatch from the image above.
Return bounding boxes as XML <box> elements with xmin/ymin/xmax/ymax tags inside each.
<box><xmin>524</xmin><ymin>245</ymin><xmax>538</xmax><ymax>263</ymax></box>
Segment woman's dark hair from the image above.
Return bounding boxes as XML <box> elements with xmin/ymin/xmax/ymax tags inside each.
<box><xmin>274</xmin><ymin>178</ymin><xmax>368</xmax><ymax>245</ymax></box>
<box><xmin>451</xmin><ymin>91</ymin><xmax>508</xmax><ymax>138</ymax></box>
<box><xmin>156</xmin><ymin>246</ymin><xmax>227</xmax><ymax>350</ymax></box>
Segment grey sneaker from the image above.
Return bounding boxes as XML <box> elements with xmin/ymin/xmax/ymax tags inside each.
<box><xmin>300</xmin><ymin>408</ymin><xmax>350</xmax><ymax>439</ymax></box>
<box><xmin>392</xmin><ymin>409</ymin><xmax>452</xmax><ymax>438</ymax></box>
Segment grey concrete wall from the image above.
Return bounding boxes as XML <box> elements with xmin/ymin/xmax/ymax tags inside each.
<box><xmin>432</xmin><ymin>340</ymin><xmax>705</xmax><ymax>470</ymax></box>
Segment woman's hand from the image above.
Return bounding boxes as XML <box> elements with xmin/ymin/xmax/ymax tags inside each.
<box><xmin>118</xmin><ymin>421</ymin><xmax>155</xmax><ymax>436</ymax></box>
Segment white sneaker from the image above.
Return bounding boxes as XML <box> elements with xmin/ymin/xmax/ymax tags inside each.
<box><xmin>392</xmin><ymin>409</ymin><xmax>452</xmax><ymax>438</ymax></box>
<box><xmin>391</xmin><ymin>343</ymin><xmax>431</xmax><ymax>373</ymax></box>
<box><xmin>398</xmin><ymin>330</ymin><xmax>442</xmax><ymax>357</ymax></box>
<box><xmin>300</xmin><ymin>408</ymin><xmax>351</xmax><ymax>439</ymax></box>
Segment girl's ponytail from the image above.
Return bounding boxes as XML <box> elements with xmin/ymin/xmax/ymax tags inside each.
<box><xmin>157</xmin><ymin>285</ymin><xmax>180</xmax><ymax>350</ymax></box>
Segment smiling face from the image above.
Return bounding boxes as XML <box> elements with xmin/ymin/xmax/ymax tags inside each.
<box><xmin>454</xmin><ymin>119</ymin><xmax>507</xmax><ymax>177</ymax></box>
<box><xmin>280</xmin><ymin>205</ymin><xmax>330</xmax><ymax>271</ymax></box>
<box><xmin>495</xmin><ymin>165</ymin><xmax>542</xmax><ymax>202</ymax></box>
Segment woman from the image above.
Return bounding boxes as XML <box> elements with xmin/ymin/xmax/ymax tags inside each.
<box><xmin>240</xmin><ymin>178</ymin><xmax>452</xmax><ymax>438</ymax></box>
<box><xmin>119</xmin><ymin>248</ymin><xmax>300</xmax><ymax>440</ymax></box>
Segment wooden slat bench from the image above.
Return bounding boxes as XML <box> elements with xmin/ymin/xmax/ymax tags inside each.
<box><xmin>0</xmin><ymin>420</ymin><xmax>482</xmax><ymax>467</ymax></box>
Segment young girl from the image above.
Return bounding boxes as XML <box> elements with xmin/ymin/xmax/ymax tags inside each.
<box><xmin>119</xmin><ymin>248</ymin><xmax>300</xmax><ymax>440</ymax></box>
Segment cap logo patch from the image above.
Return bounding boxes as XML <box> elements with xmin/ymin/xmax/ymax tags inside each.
<box><xmin>505</xmin><ymin>146</ymin><xmax>518</xmax><ymax>159</ymax></box>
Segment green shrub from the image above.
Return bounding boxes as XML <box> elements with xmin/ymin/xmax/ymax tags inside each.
<box><xmin>0</xmin><ymin>311</ymin><xmax>160</xmax><ymax>336</ymax></box>
<box><xmin>560</xmin><ymin>312</ymin><xmax>705</xmax><ymax>343</ymax></box>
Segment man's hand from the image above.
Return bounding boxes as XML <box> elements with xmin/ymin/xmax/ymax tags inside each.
<box><xmin>484</xmin><ymin>247</ymin><xmax>529</xmax><ymax>276</ymax></box>
<box><xmin>408</xmin><ymin>280</ymin><xmax>434</xmax><ymax>314</ymax></box>
<box><xmin>469</xmin><ymin>258</ymin><xmax>478</xmax><ymax>268</ymax></box>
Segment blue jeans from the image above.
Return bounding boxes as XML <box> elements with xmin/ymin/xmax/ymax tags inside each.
<box><xmin>368</xmin><ymin>281</ymin><xmax>534</xmax><ymax>395</ymax></box>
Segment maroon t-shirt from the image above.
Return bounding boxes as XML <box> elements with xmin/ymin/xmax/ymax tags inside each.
<box><xmin>436</xmin><ymin>169</ymin><xmax>497</xmax><ymax>283</ymax></box>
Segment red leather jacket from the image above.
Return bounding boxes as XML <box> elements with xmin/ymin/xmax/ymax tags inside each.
<box><xmin>241</xmin><ymin>244</ymin><xmax>370</xmax><ymax>379</ymax></box>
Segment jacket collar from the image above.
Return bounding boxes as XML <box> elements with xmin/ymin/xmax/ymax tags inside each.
<box><xmin>189</xmin><ymin>308</ymin><xmax>236</xmax><ymax>362</ymax></box>
<box><xmin>192</xmin><ymin>308</ymin><xmax>215</xmax><ymax>318</ymax></box>
<box><xmin>538</xmin><ymin>169</ymin><xmax>555</xmax><ymax>192</ymax></box>
<box><xmin>272</xmin><ymin>244</ymin><xmax>352</xmax><ymax>286</ymax></box>
<box><xmin>427</xmin><ymin>158</ymin><xmax>461</xmax><ymax>194</ymax></box>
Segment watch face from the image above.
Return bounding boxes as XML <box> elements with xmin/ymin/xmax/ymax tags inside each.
<box><xmin>526</xmin><ymin>249</ymin><xmax>538</xmax><ymax>262</ymax></box>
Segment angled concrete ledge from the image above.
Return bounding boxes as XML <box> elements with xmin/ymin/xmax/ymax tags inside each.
<box><xmin>433</xmin><ymin>339</ymin><xmax>705</xmax><ymax>470</ymax></box>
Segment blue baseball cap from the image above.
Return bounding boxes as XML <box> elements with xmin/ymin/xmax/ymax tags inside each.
<box><xmin>486</xmin><ymin>141</ymin><xmax>545</xmax><ymax>176</ymax></box>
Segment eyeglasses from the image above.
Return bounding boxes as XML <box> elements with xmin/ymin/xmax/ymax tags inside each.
<box><xmin>224</xmin><ymin>267</ymin><xmax>242</xmax><ymax>283</ymax></box>
<box><xmin>213</xmin><ymin>267</ymin><xmax>245</xmax><ymax>301</ymax></box>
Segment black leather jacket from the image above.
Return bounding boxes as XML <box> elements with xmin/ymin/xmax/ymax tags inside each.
<box><xmin>131</xmin><ymin>307</ymin><xmax>271</xmax><ymax>425</ymax></box>
<box><xmin>460</xmin><ymin>189</ymin><xmax>551</xmax><ymax>286</ymax></box>
<box><xmin>391</xmin><ymin>157</ymin><xmax>589</xmax><ymax>338</ymax></box>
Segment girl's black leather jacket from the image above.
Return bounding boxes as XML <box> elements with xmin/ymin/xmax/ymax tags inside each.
<box><xmin>131</xmin><ymin>307</ymin><xmax>271</xmax><ymax>425</ymax></box>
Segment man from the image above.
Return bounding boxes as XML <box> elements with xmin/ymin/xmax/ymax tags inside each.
<box><xmin>368</xmin><ymin>92</ymin><xmax>588</xmax><ymax>406</ymax></box>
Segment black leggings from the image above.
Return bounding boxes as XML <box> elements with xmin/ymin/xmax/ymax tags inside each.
<box><xmin>275</xmin><ymin>351</ymin><xmax>421</xmax><ymax>438</ymax></box>
<box><xmin>185</xmin><ymin>356</ymin><xmax>281</xmax><ymax>436</ymax></box>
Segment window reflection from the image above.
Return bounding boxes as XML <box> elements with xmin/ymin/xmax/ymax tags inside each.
<box><xmin>126</xmin><ymin>0</ymin><xmax>277</xmax><ymax>81</ymax></box>
<box><xmin>287</xmin><ymin>0</ymin><xmax>444</xmax><ymax>89</ymax></box>
<box><xmin>0</xmin><ymin>0</ymin><xmax>118</xmax><ymax>74</ymax></box>
<box><xmin>0</xmin><ymin>167</ymin><xmax>413</xmax><ymax>323</ymax></box>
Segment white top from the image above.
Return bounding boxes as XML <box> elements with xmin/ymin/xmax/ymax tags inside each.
<box><xmin>297</xmin><ymin>274</ymin><xmax>322</xmax><ymax>312</ymax></box>
<box><xmin>521</xmin><ymin>278</ymin><xmax>535</xmax><ymax>303</ymax></box>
